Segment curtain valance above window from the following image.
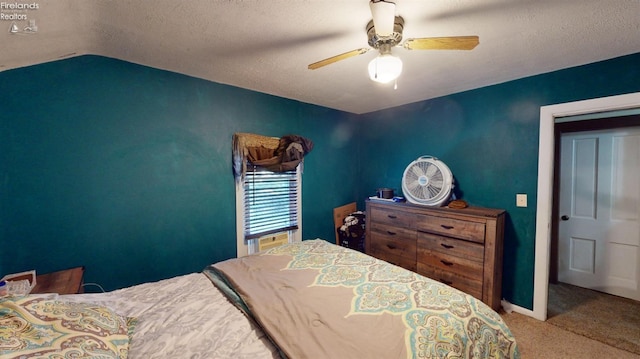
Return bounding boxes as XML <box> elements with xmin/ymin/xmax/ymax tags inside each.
<box><xmin>232</xmin><ymin>132</ymin><xmax>314</xmax><ymax>182</ymax></box>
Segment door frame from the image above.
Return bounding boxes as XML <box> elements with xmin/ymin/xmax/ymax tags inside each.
<box><xmin>531</xmin><ymin>92</ymin><xmax>640</xmax><ymax>321</ymax></box>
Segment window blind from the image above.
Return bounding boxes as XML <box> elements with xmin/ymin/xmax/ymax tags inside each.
<box><xmin>243</xmin><ymin>167</ymin><xmax>298</xmax><ymax>239</ymax></box>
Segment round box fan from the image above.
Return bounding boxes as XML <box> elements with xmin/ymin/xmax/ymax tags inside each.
<box><xmin>401</xmin><ymin>156</ymin><xmax>453</xmax><ymax>206</ymax></box>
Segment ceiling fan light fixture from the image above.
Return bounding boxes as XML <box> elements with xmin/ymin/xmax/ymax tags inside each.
<box><xmin>368</xmin><ymin>53</ymin><xmax>402</xmax><ymax>84</ymax></box>
<box><xmin>369</xmin><ymin>0</ymin><xmax>396</xmax><ymax>36</ymax></box>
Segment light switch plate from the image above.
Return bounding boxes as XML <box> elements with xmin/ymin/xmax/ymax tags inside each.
<box><xmin>516</xmin><ymin>194</ymin><xmax>527</xmax><ymax>207</ymax></box>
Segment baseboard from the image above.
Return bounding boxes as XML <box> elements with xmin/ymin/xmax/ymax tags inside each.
<box><xmin>501</xmin><ymin>299</ymin><xmax>541</xmax><ymax>320</ymax></box>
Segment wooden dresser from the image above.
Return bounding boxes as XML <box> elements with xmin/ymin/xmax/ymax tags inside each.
<box><xmin>365</xmin><ymin>200</ymin><xmax>505</xmax><ymax>311</ymax></box>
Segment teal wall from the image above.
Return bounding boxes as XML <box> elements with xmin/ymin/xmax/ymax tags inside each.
<box><xmin>357</xmin><ymin>52</ymin><xmax>640</xmax><ymax>308</ymax></box>
<box><xmin>0</xmin><ymin>55</ymin><xmax>358</xmax><ymax>291</ymax></box>
<box><xmin>1</xmin><ymin>53</ymin><xmax>639</xmax><ymax>309</ymax></box>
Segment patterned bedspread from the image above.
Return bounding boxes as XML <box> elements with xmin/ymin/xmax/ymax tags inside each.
<box><xmin>18</xmin><ymin>273</ymin><xmax>280</xmax><ymax>359</ymax></box>
<box><xmin>207</xmin><ymin>239</ymin><xmax>520</xmax><ymax>359</ymax></box>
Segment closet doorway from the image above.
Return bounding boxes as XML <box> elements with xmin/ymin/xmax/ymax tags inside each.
<box><xmin>552</xmin><ymin>118</ymin><xmax>640</xmax><ymax>301</ymax></box>
<box><xmin>532</xmin><ymin>92</ymin><xmax>640</xmax><ymax>321</ymax></box>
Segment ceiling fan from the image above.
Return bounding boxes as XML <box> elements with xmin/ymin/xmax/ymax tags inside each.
<box><xmin>308</xmin><ymin>0</ymin><xmax>479</xmax><ymax>85</ymax></box>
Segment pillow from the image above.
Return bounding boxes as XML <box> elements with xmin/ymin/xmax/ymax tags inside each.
<box><xmin>0</xmin><ymin>296</ymin><xmax>135</xmax><ymax>359</ymax></box>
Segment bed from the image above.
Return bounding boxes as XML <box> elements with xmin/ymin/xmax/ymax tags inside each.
<box><xmin>1</xmin><ymin>239</ymin><xmax>520</xmax><ymax>358</ymax></box>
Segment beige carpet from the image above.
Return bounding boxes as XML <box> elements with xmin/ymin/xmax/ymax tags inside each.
<box><xmin>547</xmin><ymin>282</ymin><xmax>640</xmax><ymax>355</ymax></box>
<box><xmin>501</xmin><ymin>311</ymin><xmax>640</xmax><ymax>359</ymax></box>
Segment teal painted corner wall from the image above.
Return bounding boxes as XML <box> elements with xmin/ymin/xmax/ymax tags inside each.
<box><xmin>2</xmin><ymin>52</ymin><xmax>639</xmax><ymax>310</ymax></box>
<box><xmin>0</xmin><ymin>55</ymin><xmax>359</xmax><ymax>290</ymax></box>
<box><xmin>357</xmin><ymin>52</ymin><xmax>640</xmax><ymax>309</ymax></box>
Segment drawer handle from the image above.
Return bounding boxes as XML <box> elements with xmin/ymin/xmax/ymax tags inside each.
<box><xmin>441</xmin><ymin>225</ymin><xmax>454</xmax><ymax>230</ymax></box>
<box><xmin>386</xmin><ymin>230</ymin><xmax>397</xmax><ymax>235</ymax></box>
<box><xmin>440</xmin><ymin>260</ymin><xmax>454</xmax><ymax>266</ymax></box>
<box><xmin>440</xmin><ymin>279</ymin><xmax>453</xmax><ymax>285</ymax></box>
<box><xmin>386</xmin><ymin>244</ymin><xmax>397</xmax><ymax>250</ymax></box>
<box><xmin>440</xmin><ymin>243</ymin><xmax>454</xmax><ymax>249</ymax></box>
<box><xmin>387</xmin><ymin>215</ymin><xmax>397</xmax><ymax>219</ymax></box>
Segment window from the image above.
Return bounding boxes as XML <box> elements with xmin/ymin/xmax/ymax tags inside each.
<box><xmin>244</xmin><ymin>166</ymin><xmax>298</xmax><ymax>238</ymax></box>
<box><xmin>236</xmin><ymin>164</ymin><xmax>302</xmax><ymax>257</ymax></box>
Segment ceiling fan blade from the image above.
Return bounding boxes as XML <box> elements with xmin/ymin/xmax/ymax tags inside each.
<box><xmin>308</xmin><ymin>48</ymin><xmax>371</xmax><ymax>70</ymax></box>
<box><xmin>403</xmin><ymin>36</ymin><xmax>479</xmax><ymax>50</ymax></box>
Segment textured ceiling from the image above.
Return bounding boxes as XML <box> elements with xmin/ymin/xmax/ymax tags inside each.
<box><xmin>2</xmin><ymin>0</ymin><xmax>640</xmax><ymax>114</ymax></box>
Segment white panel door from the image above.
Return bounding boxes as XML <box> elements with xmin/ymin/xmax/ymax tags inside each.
<box><xmin>558</xmin><ymin>128</ymin><xmax>640</xmax><ymax>300</ymax></box>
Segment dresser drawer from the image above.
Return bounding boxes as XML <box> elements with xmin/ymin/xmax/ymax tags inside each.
<box><xmin>417</xmin><ymin>232</ymin><xmax>484</xmax><ymax>262</ymax></box>
<box><xmin>369</xmin><ymin>229</ymin><xmax>416</xmax><ymax>262</ymax></box>
<box><xmin>370</xmin><ymin>206</ymin><xmax>417</xmax><ymax>229</ymax></box>
<box><xmin>416</xmin><ymin>214</ymin><xmax>485</xmax><ymax>243</ymax></box>
<box><xmin>370</xmin><ymin>222</ymin><xmax>415</xmax><ymax>240</ymax></box>
<box><xmin>370</xmin><ymin>248</ymin><xmax>417</xmax><ymax>272</ymax></box>
<box><xmin>417</xmin><ymin>248</ymin><xmax>483</xmax><ymax>280</ymax></box>
<box><xmin>417</xmin><ymin>264</ymin><xmax>483</xmax><ymax>299</ymax></box>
